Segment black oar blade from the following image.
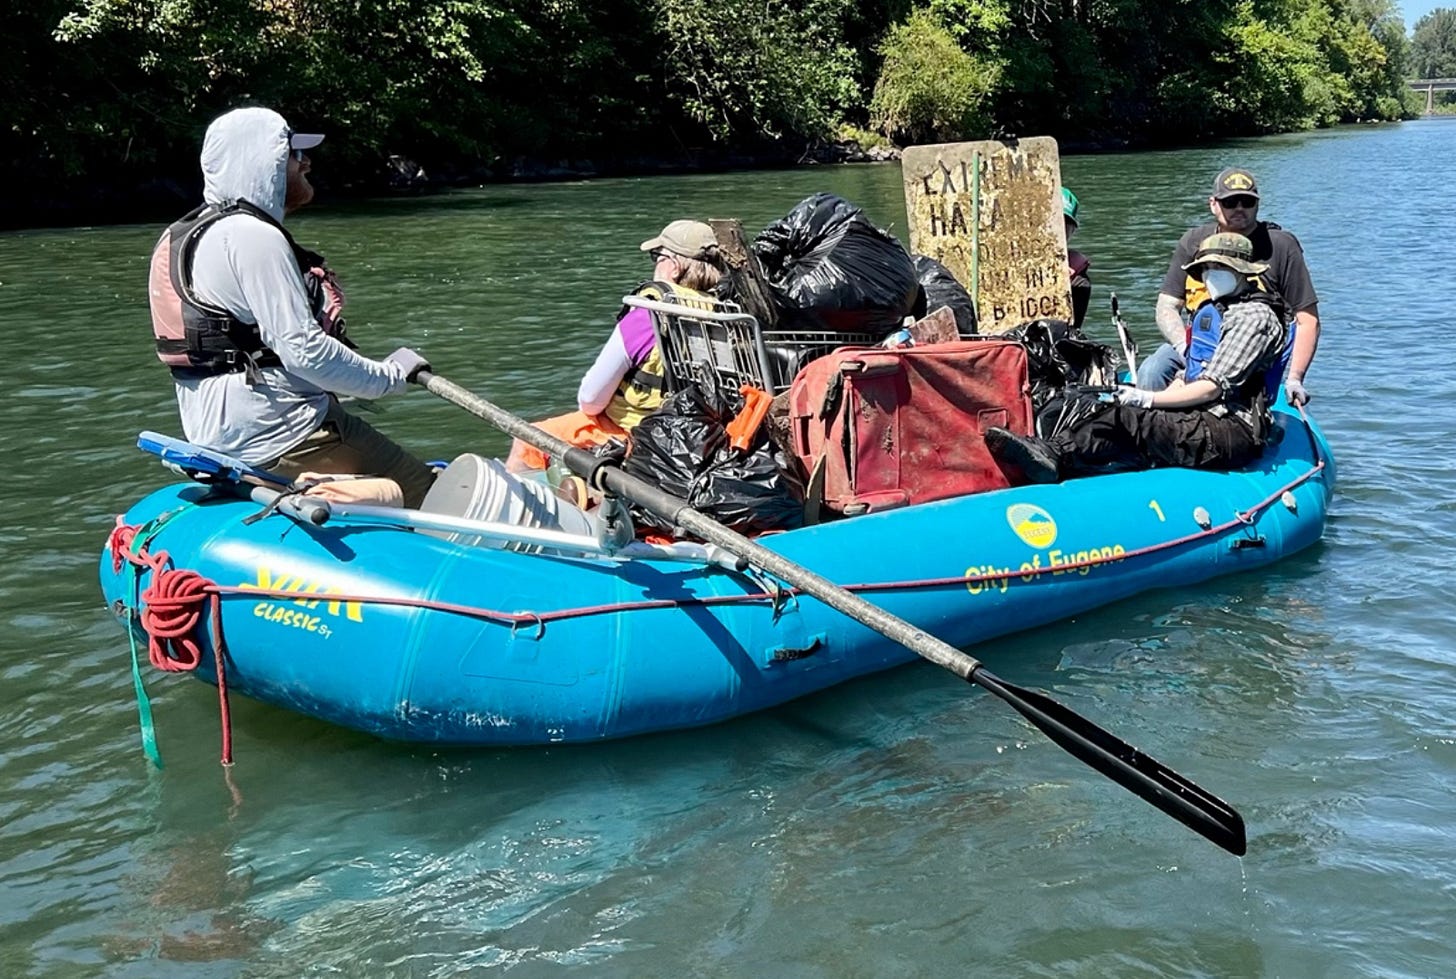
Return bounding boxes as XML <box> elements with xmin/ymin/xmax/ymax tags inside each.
<box><xmin>971</xmin><ymin>669</ymin><xmax>1247</xmax><ymax>856</ymax></box>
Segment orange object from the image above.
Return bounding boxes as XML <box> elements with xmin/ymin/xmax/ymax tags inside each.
<box><xmin>726</xmin><ymin>385</ymin><xmax>773</xmax><ymax>453</ymax></box>
<box><xmin>505</xmin><ymin>410</ymin><xmax>630</xmax><ymax>473</ymax></box>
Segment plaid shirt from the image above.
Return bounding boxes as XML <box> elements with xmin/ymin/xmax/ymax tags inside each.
<box><xmin>1199</xmin><ymin>300</ymin><xmax>1288</xmax><ymax>408</ymax></box>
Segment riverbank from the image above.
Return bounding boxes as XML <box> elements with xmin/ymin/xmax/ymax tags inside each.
<box><xmin>0</xmin><ymin>129</ymin><xmax>1177</xmax><ymax>234</ymax></box>
<box><xmin>4</xmin><ymin>138</ymin><xmax>906</xmax><ymax>233</ymax></box>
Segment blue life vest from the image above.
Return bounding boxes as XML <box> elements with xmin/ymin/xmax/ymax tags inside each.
<box><xmin>1184</xmin><ymin>294</ymin><xmax>1292</xmax><ymax>405</ymax></box>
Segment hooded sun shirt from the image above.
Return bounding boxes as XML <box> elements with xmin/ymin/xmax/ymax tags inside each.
<box><xmin>172</xmin><ymin>107</ymin><xmax>408</xmax><ymax>465</ymax></box>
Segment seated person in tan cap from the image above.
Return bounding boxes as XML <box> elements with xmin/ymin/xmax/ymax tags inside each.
<box><xmin>985</xmin><ymin>232</ymin><xmax>1289</xmax><ymax>482</ymax></box>
<box><xmin>508</xmin><ymin>220</ymin><xmax>725</xmax><ymax>472</ymax></box>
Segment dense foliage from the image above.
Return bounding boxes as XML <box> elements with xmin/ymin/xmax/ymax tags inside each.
<box><xmin>1</xmin><ymin>0</ymin><xmax>1425</xmax><ymax>220</ymax></box>
<box><xmin>1411</xmin><ymin>8</ymin><xmax>1456</xmax><ymax>78</ymax></box>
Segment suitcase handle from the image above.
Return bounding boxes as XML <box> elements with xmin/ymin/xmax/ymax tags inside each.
<box><xmin>839</xmin><ymin>355</ymin><xmax>904</xmax><ymax>377</ymax></box>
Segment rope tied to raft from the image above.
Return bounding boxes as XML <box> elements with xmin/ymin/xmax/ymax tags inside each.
<box><xmin>110</xmin><ymin>514</ymin><xmax>234</xmax><ymax>767</ymax></box>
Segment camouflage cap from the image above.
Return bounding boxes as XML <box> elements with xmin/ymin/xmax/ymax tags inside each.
<box><xmin>1181</xmin><ymin>232</ymin><xmax>1269</xmax><ymax>275</ymax></box>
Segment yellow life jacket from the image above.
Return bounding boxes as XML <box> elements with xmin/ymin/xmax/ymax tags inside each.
<box><xmin>1183</xmin><ymin>271</ymin><xmax>1271</xmax><ymax>313</ymax></box>
<box><xmin>603</xmin><ymin>280</ymin><xmax>716</xmax><ymax>430</ymax></box>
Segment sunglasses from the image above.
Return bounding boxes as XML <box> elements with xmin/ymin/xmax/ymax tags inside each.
<box><xmin>1219</xmin><ymin>195</ymin><xmax>1257</xmax><ymax>210</ymax></box>
<box><xmin>650</xmin><ymin>249</ymin><xmax>677</xmax><ymax>263</ymax></box>
<box><xmin>291</xmin><ymin>149</ymin><xmax>308</xmax><ymax>163</ymax></box>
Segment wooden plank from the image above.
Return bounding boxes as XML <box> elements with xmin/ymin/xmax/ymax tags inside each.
<box><xmin>901</xmin><ymin>137</ymin><xmax>1071</xmax><ymax>334</ymax></box>
<box><xmin>709</xmin><ymin>218</ymin><xmax>779</xmax><ymax>329</ymax></box>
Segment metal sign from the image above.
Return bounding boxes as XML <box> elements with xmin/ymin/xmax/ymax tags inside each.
<box><xmin>902</xmin><ymin>137</ymin><xmax>1070</xmax><ymax>334</ymax></box>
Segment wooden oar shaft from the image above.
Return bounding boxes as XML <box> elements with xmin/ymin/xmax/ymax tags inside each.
<box><xmin>417</xmin><ymin>370</ymin><xmax>1247</xmax><ymax>854</ymax></box>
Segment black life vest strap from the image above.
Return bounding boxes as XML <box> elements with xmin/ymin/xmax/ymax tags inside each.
<box><xmin>164</xmin><ymin>199</ymin><xmax>314</xmax><ymax>377</ymax></box>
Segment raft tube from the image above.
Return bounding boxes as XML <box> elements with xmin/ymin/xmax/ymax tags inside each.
<box><xmin>99</xmin><ymin>403</ymin><xmax>1333</xmax><ymax>745</ymax></box>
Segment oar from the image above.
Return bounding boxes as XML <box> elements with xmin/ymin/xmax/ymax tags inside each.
<box><xmin>414</xmin><ymin>370</ymin><xmax>1247</xmax><ymax>855</ymax></box>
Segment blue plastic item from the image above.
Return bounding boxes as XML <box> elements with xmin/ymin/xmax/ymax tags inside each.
<box><xmin>138</xmin><ymin>430</ymin><xmax>292</xmax><ymax>487</ymax></box>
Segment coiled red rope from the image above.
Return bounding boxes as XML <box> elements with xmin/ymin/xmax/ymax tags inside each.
<box><xmin>140</xmin><ymin>568</ymin><xmax>212</xmax><ymax>671</ymax></box>
<box><xmin>111</xmin><ymin>516</ymin><xmax>233</xmax><ymax>765</ymax></box>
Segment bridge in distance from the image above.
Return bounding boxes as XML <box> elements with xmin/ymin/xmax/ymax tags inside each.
<box><xmin>1410</xmin><ymin>78</ymin><xmax>1456</xmax><ymax>113</ymax></box>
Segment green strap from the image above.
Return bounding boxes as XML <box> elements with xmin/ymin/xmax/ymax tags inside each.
<box><xmin>121</xmin><ymin>508</ymin><xmax>186</xmax><ymax>770</ymax></box>
<box><xmin>127</xmin><ymin>619</ymin><xmax>163</xmax><ymax>769</ymax></box>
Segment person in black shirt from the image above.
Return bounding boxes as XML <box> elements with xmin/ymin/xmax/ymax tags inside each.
<box><xmin>1137</xmin><ymin>167</ymin><xmax>1320</xmax><ymax>406</ymax></box>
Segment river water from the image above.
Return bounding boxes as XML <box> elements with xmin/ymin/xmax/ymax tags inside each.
<box><xmin>2</xmin><ymin>120</ymin><xmax>1453</xmax><ymax>977</ymax></box>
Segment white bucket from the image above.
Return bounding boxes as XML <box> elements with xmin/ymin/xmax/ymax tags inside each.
<box><xmin>419</xmin><ymin>453</ymin><xmax>600</xmax><ymax>553</ymax></box>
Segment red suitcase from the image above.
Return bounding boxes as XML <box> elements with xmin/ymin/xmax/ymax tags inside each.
<box><xmin>788</xmin><ymin>340</ymin><xmax>1032</xmax><ymax>515</ymax></box>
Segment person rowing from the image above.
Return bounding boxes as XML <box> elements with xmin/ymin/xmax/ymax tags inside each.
<box><xmin>147</xmin><ymin>107</ymin><xmax>436</xmax><ymax>506</ymax></box>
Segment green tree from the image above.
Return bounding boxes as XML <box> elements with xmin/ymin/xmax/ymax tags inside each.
<box><xmin>869</xmin><ymin>9</ymin><xmax>1000</xmax><ymax>142</ymax></box>
<box><xmin>653</xmin><ymin>0</ymin><xmax>861</xmax><ymax>143</ymax></box>
<box><xmin>1411</xmin><ymin>8</ymin><xmax>1456</xmax><ymax>77</ymax></box>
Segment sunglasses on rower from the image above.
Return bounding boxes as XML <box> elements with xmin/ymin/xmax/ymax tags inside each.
<box><xmin>1219</xmin><ymin>195</ymin><xmax>1258</xmax><ymax>210</ymax></box>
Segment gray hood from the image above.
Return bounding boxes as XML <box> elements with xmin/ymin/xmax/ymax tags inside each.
<box><xmin>200</xmin><ymin>107</ymin><xmax>290</xmax><ymax>222</ymax></box>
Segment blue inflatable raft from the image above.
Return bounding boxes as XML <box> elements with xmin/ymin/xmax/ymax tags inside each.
<box><xmin>99</xmin><ymin>403</ymin><xmax>1333</xmax><ymax>746</ymax></box>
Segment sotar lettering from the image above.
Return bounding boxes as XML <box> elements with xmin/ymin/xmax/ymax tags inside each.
<box><xmin>238</xmin><ymin>566</ymin><xmax>364</xmax><ymax>623</ymax></box>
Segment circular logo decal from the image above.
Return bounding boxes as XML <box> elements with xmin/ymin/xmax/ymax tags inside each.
<box><xmin>1006</xmin><ymin>503</ymin><xmax>1057</xmax><ymax>549</ymax></box>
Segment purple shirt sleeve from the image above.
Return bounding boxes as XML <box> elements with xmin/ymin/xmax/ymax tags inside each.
<box><xmin>616</xmin><ymin>307</ymin><xmax>657</xmax><ymax>364</ymax></box>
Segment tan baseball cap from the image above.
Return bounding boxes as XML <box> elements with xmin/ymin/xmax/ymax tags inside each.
<box><xmin>639</xmin><ymin>220</ymin><xmax>717</xmax><ymax>261</ymax></box>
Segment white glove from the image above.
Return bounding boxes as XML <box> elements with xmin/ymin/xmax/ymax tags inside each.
<box><xmin>385</xmin><ymin>346</ymin><xmax>431</xmax><ymax>382</ymax></box>
<box><xmin>1285</xmin><ymin>378</ymin><xmax>1310</xmax><ymax>406</ymax></box>
<box><xmin>1114</xmin><ymin>386</ymin><xmax>1157</xmax><ymax>409</ymax></box>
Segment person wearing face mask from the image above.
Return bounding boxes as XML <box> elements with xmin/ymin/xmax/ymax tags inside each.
<box><xmin>983</xmin><ymin>232</ymin><xmax>1289</xmax><ymax>483</ymax></box>
<box><xmin>1137</xmin><ymin>167</ymin><xmax>1319</xmax><ymax>406</ymax></box>
<box><xmin>148</xmin><ymin>107</ymin><xmax>436</xmax><ymax>506</ymax></box>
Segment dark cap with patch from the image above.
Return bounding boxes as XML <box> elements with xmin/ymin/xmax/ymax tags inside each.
<box><xmin>1212</xmin><ymin>167</ymin><xmax>1259</xmax><ymax>201</ymax></box>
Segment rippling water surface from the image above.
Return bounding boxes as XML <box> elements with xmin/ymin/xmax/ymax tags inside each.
<box><xmin>2</xmin><ymin>121</ymin><xmax>1453</xmax><ymax>977</ymax></box>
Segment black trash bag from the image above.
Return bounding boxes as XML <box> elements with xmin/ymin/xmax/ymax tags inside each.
<box><xmin>911</xmin><ymin>254</ymin><xmax>977</xmax><ymax>336</ymax></box>
<box><xmin>621</xmin><ymin>384</ymin><xmax>728</xmax><ymax>504</ymax></box>
<box><xmin>753</xmin><ymin>193</ymin><xmax>919</xmax><ymax>337</ymax></box>
<box><xmin>1002</xmin><ymin>317</ymin><xmax>1117</xmax><ymax>422</ymax></box>
<box><xmin>621</xmin><ymin>383</ymin><xmax>803</xmax><ymax>538</ymax></box>
<box><xmin>694</xmin><ymin>442</ymin><xmax>805</xmax><ymax>536</ymax></box>
<box><xmin>1036</xmin><ymin>385</ymin><xmax>1114</xmax><ymax>439</ymax></box>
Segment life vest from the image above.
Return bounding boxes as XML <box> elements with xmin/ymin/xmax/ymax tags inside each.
<box><xmin>1181</xmin><ymin>222</ymin><xmax>1283</xmax><ymax>313</ymax></box>
<box><xmin>603</xmin><ymin>280</ymin><xmax>715</xmax><ymax>430</ymax></box>
<box><xmin>149</xmin><ymin>199</ymin><xmax>350</xmax><ymax>379</ymax></box>
<box><xmin>1068</xmin><ymin>249</ymin><xmax>1090</xmax><ymax>280</ymax></box>
<box><xmin>1184</xmin><ymin>290</ymin><xmax>1291</xmax><ymax>405</ymax></box>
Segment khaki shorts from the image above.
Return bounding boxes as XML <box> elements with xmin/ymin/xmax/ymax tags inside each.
<box><xmin>264</xmin><ymin>401</ymin><xmax>436</xmax><ymax>508</ymax></box>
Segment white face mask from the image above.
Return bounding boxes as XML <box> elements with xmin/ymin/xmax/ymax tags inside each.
<box><xmin>1203</xmin><ymin>267</ymin><xmax>1241</xmax><ymax>301</ymax></box>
